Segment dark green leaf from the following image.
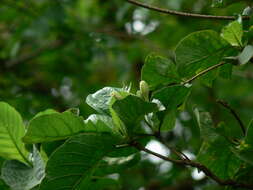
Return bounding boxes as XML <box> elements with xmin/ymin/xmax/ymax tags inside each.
<box><xmin>112</xmin><ymin>95</ymin><xmax>158</xmax><ymax>131</ymax></box>
<box><xmin>23</xmin><ymin>111</ymin><xmax>86</xmax><ymax>143</ymax></box>
<box><xmin>141</xmin><ymin>53</ymin><xmax>180</xmax><ymax>90</ymax></box>
<box><xmin>152</xmin><ymin>85</ymin><xmax>191</xmax><ymax>109</ymax></box>
<box><xmin>95</xmin><ymin>153</ymin><xmax>140</xmax><ymax>176</ymax></box>
<box><xmin>39</xmin><ymin>133</ymin><xmax>119</xmax><ymax>190</ymax></box>
<box><xmin>175</xmin><ymin>30</ymin><xmax>229</xmax><ymax>85</ymax></box>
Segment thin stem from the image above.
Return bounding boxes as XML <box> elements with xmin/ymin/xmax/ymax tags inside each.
<box><xmin>181</xmin><ymin>62</ymin><xmax>228</xmax><ymax>85</ymax></box>
<box><xmin>126</xmin><ymin>0</ymin><xmax>250</xmax><ymax>20</ymax></box>
<box><xmin>217</xmin><ymin>100</ymin><xmax>246</xmax><ymax>136</ymax></box>
<box><xmin>131</xmin><ymin>141</ymin><xmax>253</xmax><ymax>189</ymax></box>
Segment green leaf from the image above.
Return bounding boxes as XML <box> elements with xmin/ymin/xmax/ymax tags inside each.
<box><xmin>86</xmin><ymin>87</ymin><xmax>128</xmax><ymax>115</ymax></box>
<box><xmin>196</xmin><ymin>110</ymin><xmax>241</xmax><ymax>179</ymax></box>
<box><xmin>23</xmin><ymin>111</ymin><xmax>85</xmax><ymax>144</ymax></box>
<box><xmin>160</xmin><ymin>109</ymin><xmax>176</xmax><ymax>132</ymax></box>
<box><xmin>195</xmin><ymin>110</ymin><xmax>217</xmax><ymax>142</ymax></box>
<box><xmin>221</xmin><ymin>20</ymin><xmax>243</xmax><ymax>47</ymax></box>
<box><xmin>84</xmin><ymin>114</ymin><xmax>117</xmax><ymax>135</ymax></box>
<box><xmin>197</xmin><ymin>136</ymin><xmax>241</xmax><ymax>179</ymax></box>
<box><xmin>1</xmin><ymin>147</ymin><xmax>45</xmax><ymax>190</ymax></box>
<box><xmin>78</xmin><ymin>178</ymin><xmax>120</xmax><ymax>190</ymax></box>
<box><xmin>33</xmin><ymin>109</ymin><xmax>58</xmax><ymax>119</ymax></box>
<box><xmin>238</xmin><ymin>45</ymin><xmax>253</xmax><ymax>65</ymax></box>
<box><xmin>112</xmin><ymin>95</ymin><xmax>158</xmax><ymax>130</ymax></box>
<box><xmin>39</xmin><ymin>133</ymin><xmax>119</xmax><ymax>190</ymax></box>
<box><xmin>0</xmin><ymin>102</ymin><xmax>29</xmax><ymax>165</ymax></box>
<box><xmin>175</xmin><ymin>30</ymin><xmax>229</xmax><ymax>85</ymax></box>
<box><xmin>95</xmin><ymin>153</ymin><xmax>140</xmax><ymax>176</ymax></box>
<box><xmin>141</xmin><ymin>54</ymin><xmax>180</xmax><ymax>90</ymax></box>
<box><xmin>152</xmin><ymin>85</ymin><xmax>191</xmax><ymax>109</ymax></box>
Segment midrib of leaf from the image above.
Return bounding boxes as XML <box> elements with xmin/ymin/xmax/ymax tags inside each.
<box><xmin>231</xmin><ymin>28</ymin><xmax>243</xmax><ymax>48</ymax></box>
<box><xmin>183</xmin><ymin>46</ymin><xmax>229</xmax><ymax>66</ymax></box>
<box><xmin>2</xmin><ymin>111</ymin><xmax>31</xmax><ymax>166</ymax></box>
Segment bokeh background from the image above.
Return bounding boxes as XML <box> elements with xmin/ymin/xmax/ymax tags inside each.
<box><xmin>1</xmin><ymin>0</ymin><xmax>253</xmax><ymax>189</ymax></box>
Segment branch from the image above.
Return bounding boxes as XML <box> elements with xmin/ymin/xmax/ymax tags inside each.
<box><xmin>126</xmin><ymin>0</ymin><xmax>250</xmax><ymax>20</ymax></box>
<box><xmin>5</xmin><ymin>41</ymin><xmax>62</xmax><ymax>67</ymax></box>
<box><xmin>131</xmin><ymin>141</ymin><xmax>253</xmax><ymax>189</ymax></box>
<box><xmin>217</xmin><ymin>100</ymin><xmax>246</xmax><ymax>136</ymax></box>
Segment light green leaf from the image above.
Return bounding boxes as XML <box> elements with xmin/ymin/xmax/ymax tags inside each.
<box><xmin>84</xmin><ymin>114</ymin><xmax>115</xmax><ymax>134</ymax></box>
<box><xmin>112</xmin><ymin>95</ymin><xmax>158</xmax><ymax>130</ymax></box>
<box><xmin>0</xmin><ymin>102</ymin><xmax>29</xmax><ymax>165</ymax></box>
<box><xmin>1</xmin><ymin>147</ymin><xmax>45</xmax><ymax>190</ymax></box>
<box><xmin>141</xmin><ymin>53</ymin><xmax>180</xmax><ymax>90</ymax></box>
<box><xmin>238</xmin><ymin>45</ymin><xmax>253</xmax><ymax>65</ymax></box>
<box><xmin>152</xmin><ymin>85</ymin><xmax>191</xmax><ymax>109</ymax></box>
<box><xmin>39</xmin><ymin>133</ymin><xmax>119</xmax><ymax>190</ymax></box>
<box><xmin>86</xmin><ymin>87</ymin><xmax>128</xmax><ymax>115</ymax></box>
<box><xmin>175</xmin><ymin>30</ymin><xmax>229</xmax><ymax>85</ymax></box>
<box><xmin>23</xmin><ymin>111</ymin><xmax>85</xmax><ymax>144</ymax></box>
<box><xmin>33</xmin><ymin>109</ymin><xmax>58</xmax><ymax>119</ymax></box>
<box><xmin>221</xmin><ymin>20</ymin><xmax>243</xmax><ymax>47</ymax></box>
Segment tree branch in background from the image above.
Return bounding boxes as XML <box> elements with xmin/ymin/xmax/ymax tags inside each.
<box><xmin>131</xmin><ymin>141</ymin><xmax>253</xmax><ymax>189</ymax></box>
<box><xmin>217</xmin><ymin>100</ymin><xmax>246</xmax><ymax>136</ymax></box>
<box><xmin>126</xmin><ymin>0</ymin><xmax>251</xmax><ymax>20</ymax></box>
<box><xmin>5</xmin><ymin>41</ymin><xmax>62</xmax><ymax>67</ymax></box>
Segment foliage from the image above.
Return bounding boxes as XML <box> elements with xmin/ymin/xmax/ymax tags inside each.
<box><xmin>0</xmin><ymin>0</ymin><xmax>253</xmax><ymax>190</ymax></box>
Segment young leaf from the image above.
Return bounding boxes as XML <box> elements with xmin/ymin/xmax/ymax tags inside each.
<box><xmin>1</xmin><ymin>147</ymin><xmax>45</xmax><ymax>190</ymax></box>
<box><xmin>39</xmin><ymin>133</ymin><xmax>119</xmax><ymax>190</ymax></box>
<box><xmin>23</xmin><ymin>111</ymin><xmax>86</xmax><ymax>144</ymax></box>
<box><xmin>238</xmin><ymin>45</ymin><xmax>253</xmax><ymax>65</ymax></box>
<box><xmin>84</xmin><ymin>114</ymin><xmax>116</xmax><ymax>134</ymax></box>
<box><xmin>112</xmin><ymin>95</ymin><xmax>158</xmax><ymax>130</ymax></box>
<box><xmin>86</xmin><ymin>87</ymin><xmax>129</xmax><ymax>115</ymax></box>
<box><xmin>152</xmin><ymin>85</ymin><xmax>191</xmax><ymax>109</ymax></box>
<box><xmin>0</xmin><ymin>102</ymin><xmax>29</xmax><ymax>165</ymax></box>
<box><xmin>141</xmin><ymin>54</ymin><xmax>180</xmax><ymax>90</ymax></box>
<box><xmin>175</xmin><ymin>30</ymin><xmax>229</xmax><ymax>85</ymax></box>
<box><xmin>221</xmin><ymin>20</ymin><xmax>243</xmax><ymax>47</ymax></box>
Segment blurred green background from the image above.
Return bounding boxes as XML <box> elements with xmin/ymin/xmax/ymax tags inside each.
<box><xmin>0</xmin><ymin>0</ymin><xmax>252</xmax><ymax>189</ymax></box>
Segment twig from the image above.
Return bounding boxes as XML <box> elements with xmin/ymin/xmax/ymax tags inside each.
<box><xmin>217</xmin><ymin>100</ymin><xmax>246</xmax><ymax>136</ymax></box>
<box><xmin>131</xmin><ymin>141</ymin><xmax>253</xmax><ymax>189</ymax></box>
<box><xmin>126</xmin><ymin>0</ymin><xmax>250</xmax><ymax>20</ymax></box>
<box><xmin>155</xmin><ymin>133</ymin><xmax>190</xmax><ymax>161</ymax></box>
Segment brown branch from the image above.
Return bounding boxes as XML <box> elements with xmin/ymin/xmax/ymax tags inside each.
<box><xmin>126</xmin><ymin>0</ymin><xmax>251</xmax><ymax>20</ymax></box>
<box><xmin>217</xmin><ymin>100</ymin><xmax>246</xmax><ymax>136</ymax></box>
<box><xmin>131</xmin><ymin>141</ymin><xmax>253</xmax><ymax>189</ymax></box>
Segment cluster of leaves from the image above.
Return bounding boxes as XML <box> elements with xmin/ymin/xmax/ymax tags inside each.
<box><xmin>0</xmin><ymin>0</ymin><xmax>253</xmax><ymax>190</ymax></box>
